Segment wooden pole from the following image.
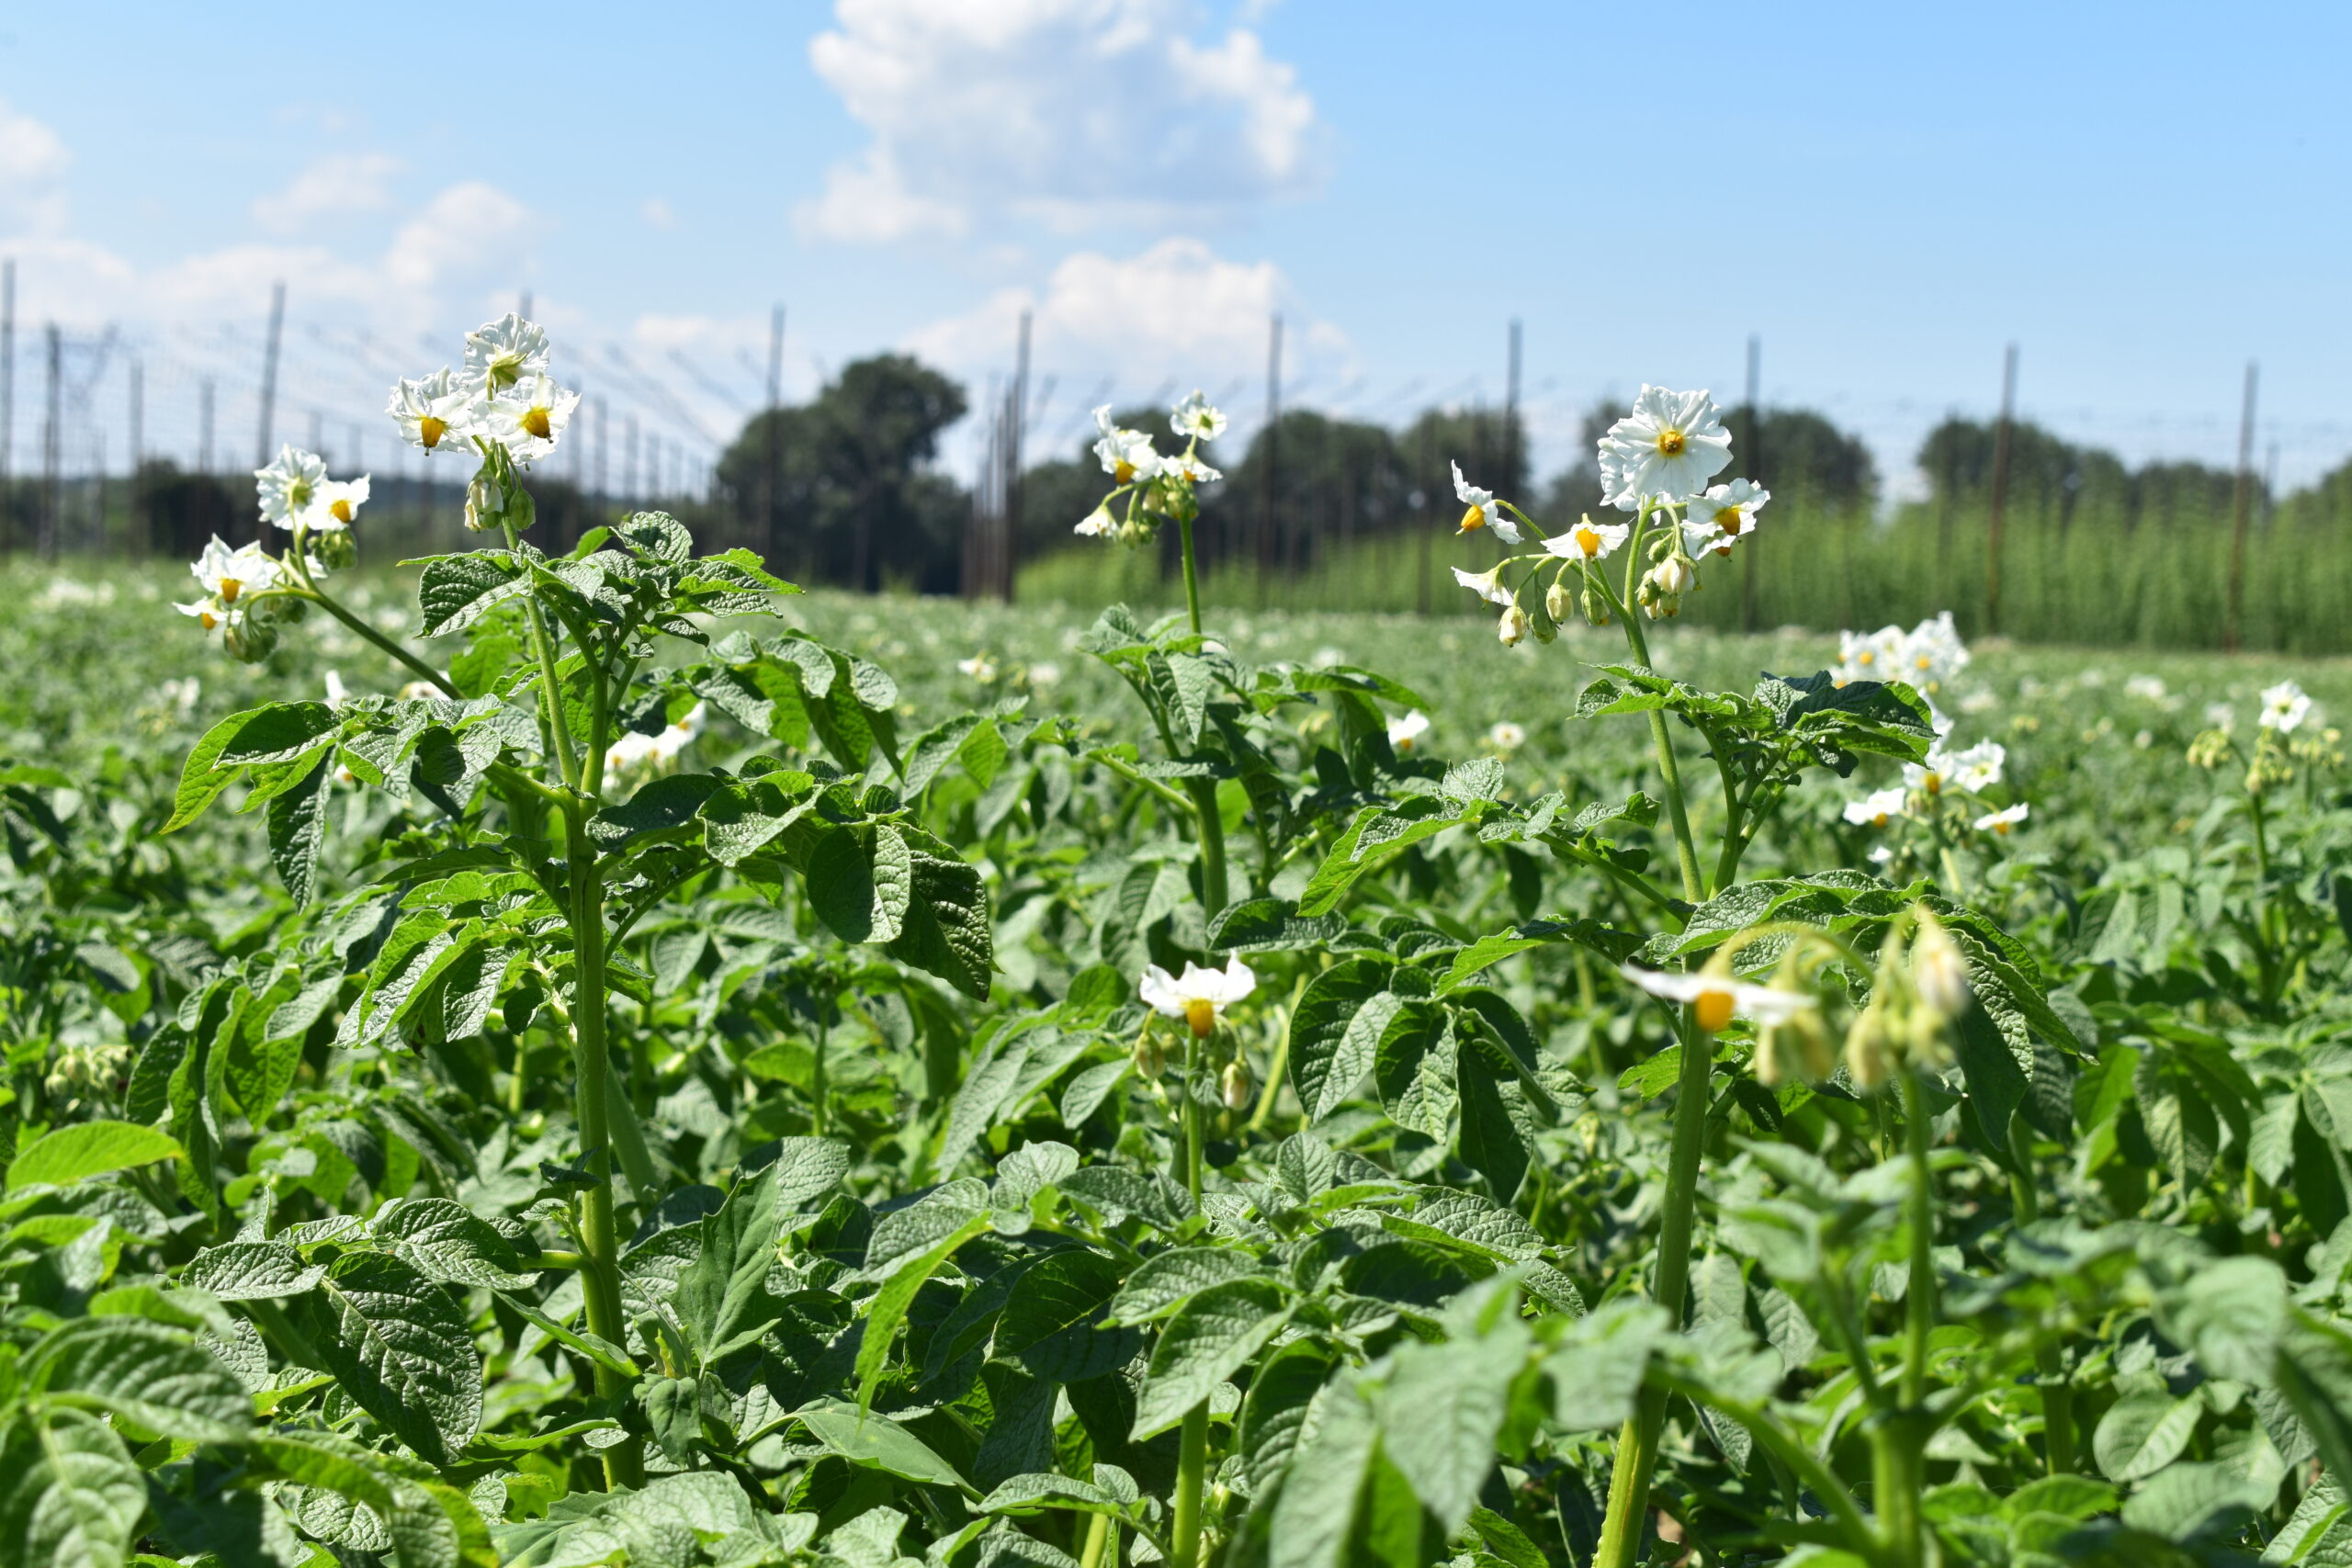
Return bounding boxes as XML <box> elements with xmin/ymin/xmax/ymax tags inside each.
<box><xmin>1741</xmin><ymin>333</ymin><xmax>1760</xmax><ymax>633</ymax></box>
<box><xmin>2224</xmin><ymin>359</ymin><xmax>2259</xmax><ymax>652</ymax></box>
<box><xmin>254</xmin><ymin>280</ymin><xmax>285</xmax><ymax>470</ymax></box>
<box><xmin>763</xmin><ymin>304</ymin><xmax>784</xmax><ymax>569</ymax></box>
<box><xmin>1257</xmin><ymin>313</ymin><xmax>1282</xmax><ymax>600</ymax></box>
<box><xmin>39</xmin><ymin>321</ymin><xmax>58</xmax><ymax>558</ymax></box>
<box><xmin>1984</xmin><ymin>344</ymin><xmax>2018</xmax><ymax>636</ymax></box>
<box><xmin>1004</xmin><ymin>310</ymin><xmax>1029</xmax><ymax>603</ymax></box>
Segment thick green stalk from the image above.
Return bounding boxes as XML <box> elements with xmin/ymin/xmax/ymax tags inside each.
<box><xmin>2007</xmin><ymin>1116</ymin><xmax>2075</xmax><ymax>1473</ymax></box>
<box><xmin>564</xmin><ymin>830</ymin><xmax>643</xmax><ymax>1488</ymax></box>
<box><xmin>1178</xmin><ymin>514</ymin><xmax>1206</xmax><ymax>638</ymax></box>
<box><xmin>1078</xmin><ymin>1513</ymin><xmax>1113</xmax><ymax>1568</ymax></box>
<box><xmin>1899</xmin><ymin>1071</ymin><xmax>1936</xmax><ymax>1405</ymax></box>
<box><xmin>1171</xmin><ymin>1405</ymin><xmax>1210</xmax><ymax>1568</ymax></box>
<box><xmin>811</xmin><ymin>1000</ymin><xmax>831</xmax><ymax>1136</ymax></box>
<box><xmin>1592</xmin><ymin>1014</ymin><xmax>1715</xmax><ymax>1568</ymax></box>
<box><xmin>1613</xmin><ymin>515</ymin><xmax>1704</xmax><ymax>906</ymax></box>
<box><xmin>506</xmin><ymin>521</ymin><xmax>583</xmax><ymax>792</ymax></box>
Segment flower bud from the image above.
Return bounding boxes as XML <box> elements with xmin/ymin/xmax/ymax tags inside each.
<box><xmin>1220</xmin><ymin>1060</ymin><xmax>1252</xmax><ymax>1111</ymax></box>
<box><xmin>1756</xmin><ymin>1008</ymin><xmax>1834</xmax><ymax>1088</ymax></box>
<box><xmin>1652</xmin><ymin>556</ymin><xmax>1694</xmax><ymax>595</ymax></box>
<box><xmin>1844</xmin><ymin>1006</ymin><xmax>1894</xmax><ymax>1092</ymax></box>
<box><xmin>1909</xmin><ymin>909</ymin><xmax>1969</xmax><ymax>1020</ymax></box>
<box><xmin>1497</xmin><ymin>605</ymin><xmax>1529</xmax><ymax>648</ymax></box>
<box><xmin>223</xmin><ymin>616</ymin><xmax>278</xmax><ymax>664</ymax></box>
<box><xmin>314</xmin><ymin>529</ymin><xmax>357</xmax><ymax>570</ymax></box>
<box><xmin>463</xmin><ymin>479</ymin><xmax>498</xmax><ymax>532</ymax></box>
<box><xmin>1582</xmin><ymin>582</ymin><xmax>1611</xmax><ymax>626</ymax></box>
<box><xmin>1134</xmin><ymin>1035</ymin><xmax>1166</xmax><ymax>1080</ymax></box>
<box><xmin>2187</xmin><ymin>730</ymin><xmax>2233</xmax><ymax>770</ymax></box>
<box><xmin>1544</xmin><ymin>581</ymin><xmax>1573</xmax><ymax>625</ymax></box>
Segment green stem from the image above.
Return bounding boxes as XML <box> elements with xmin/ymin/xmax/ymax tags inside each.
<box><xmin>564</xmin><ymin>818</ymin><xmax>642</xmax><ymax>1489</ymax></box>
<box><xmin>2007</xmin><ymin>1116</ymin><xmax>2075</xmax><ymax>1474</ymax></box>
<box><xmin>1614</xmin><ymin>514</ymin><xmax>1704</xmax><ymax>905</ymax></box>
<box><xmin>506</xmin><ymin>522</ymin><xmax>582</xmax><ymax>793</ymax></box>
<box><xmin>1177</xmin><ymin>514</ymin><xmax>1205</xmax><ymax>637</ymax></box>
<box><xmin>811</xmin><ymin>998</ymin><xmax>831</xmax><ymax>1136</ymax></box>
<box><xmin>304</xmin><ymin>589</ymin><xmax>457</xmax><ymax>698</ymax></box>
<box><xmin>1899</xmin><ymin>1070</ymin><xmax>1936</xmax><ymax>1407</ymax></box>
<box><xmin>1171</xmin><ymin>1404</ymin><xmax>1210</xmax><ymax>1568</ymax></box>
<box><xmin>1592</xmin><ymin>1012</ymin><xmax>1715</xmax><ymax>1568</ymax></box>
<box><xmin>243</xmin><ymin>1295</ymin><xmax>326</xmax><ymax>1371</ymax></box>
<box><xmin>1079</xmin><ymin>1512</ymin><xmax>1113</xmax><ymax>1568</ymax></box>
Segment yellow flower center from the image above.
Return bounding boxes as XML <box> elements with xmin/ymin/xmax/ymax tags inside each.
<box><xmin>1715</xmin><ymin>506</ymin><xmax>1743</xmax><ymax>534</ymax></box>
<box><xmin>1694</xmin><ymin>987</ymin><xmax>1735</xmax><ymax>1034</ymax></box>
<box><xmin>199</xmin><ymin>609</ymin><xmax>219</xmax><ymax>629</ymax></box>
<box><xmin>1858</xmin><ymin>650</ymin><xmax>1874</xmax><ymax>664</ymax></box>
<box><xmin>1915</xmin><ymin>655</ymin><xmax>1931</xmax><ymax>671</ymax></box>
<box><xmin>1460</xmin><ymin>502</ymin><xmax>1487</xmax><ymax>533</ymax></box>
<box><xmin>1656</xmin><ymin>428</ymin><xmax>1686</xmax><ymax>457</ymax></box>
<box><xmin>220</xmin><ymin>577</ymin><xmax>242</xmax><ymax>604</ymax></box>
<box><xmin>1114</xmin><ymin>460</ymin><xmax>1136</xmax><ymax>484</ymax></box>
<box><xmin>1396</xmin><ymin>735</ymin><xmax>1415</xmax><ymax>753</ymax></box>
<box><xmin>522</xmin><ymin>406</ymin><xmax>553</xmax><ymax>441</ymax></box>
<box><xmin>420</xmin><ymin>416</ymin><xmax>447</xmax><ymax>449</ymax></box>
<box><xmin>1925</xmin><ymin>773</ymin><xmax>1942</xmax><ymax>795</ymax></box>
<box><xmin>330</xmin><ymin>499</ymin><xmax>356</xmax><ymax>525</ymax></box>
<box><xmin>1993</xmin><ymin>820</ymin><xmax>2011</xmax><ymax>835</ymax></box>
<box><xmin>1184</xmin><ymin>998</ymin><xmax>1216</xmax><ymax>1038</ymax></box>
<box><xmin>1574</xmin><ymin>525</ymin><xmax>1602</xmax><ymax>557</ymax></box>
<box><xmin>1871</xmin><ymin>811</ymin><xmax>1890</xmax><ymax>828</ymax></box>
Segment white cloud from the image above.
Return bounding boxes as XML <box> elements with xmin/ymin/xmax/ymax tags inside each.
<box><xmin>641</xmin><ymin>197</ymin><xmax>676</xmax><ymax>230</ymax></box>
<box><xmin>906</xmin><ymin>236</ymin><xmax>1350</xmax><ymax>392</ymax></box>
<box><xmin>384</xmin><ymin>181</ymin><xmax>536</xmax><ymax>299</ymax></box>
<box><xmin>0</xmin><ymin>98</ymin><xmax>69</xmax><ymax>235</ymax></box>
<box><xmin>798</xmin><ymin>0</ymin><xmax>1326</xmax><ymax>243</ymax></box>
<box><xmin>252</xmin><ymin>153</ymin><xmax>404</xmax><ymax>234</ymax></box>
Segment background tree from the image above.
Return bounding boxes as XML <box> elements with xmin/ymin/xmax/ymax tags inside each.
<box><xmin>718</xmin><ymin>354</ymin><xmax>968</xmax><ymax>592</ymax></box>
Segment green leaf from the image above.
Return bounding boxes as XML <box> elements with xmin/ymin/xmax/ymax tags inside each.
<box><xmin>1107</xmin><ymin>1247</ymin><xmax>1263</xmax><ymax>1325</ymax></box>
<box><xmin>1131</xmin><ymin>1277</ymin><xmax>1292</xmax><ymax>1440</ymax></box>
<box><xmin>1268</xmin><ymin>1377</ymin><xmax>1377</xmax><ymax>1568</ymax></box>
<box><xmin>372</xmin><ymin>1198</ymin><xmax>539</xmax><ymax>1291</ymax></box>
<box><xmin>417</xmin><ymin>553</ymin><xmax>530</xmax><ymax>637</ymax></box>
<box><xmin>996</xmin><ymin>1249</ymin><xmax>1139</xmax><ymax>1383</ymax></box>
<box><xmin>7</xmin><ymin>1120</ymin><xmax>182</xmax><ymax>1190</ymax></box>
<box><xmin>163</xmin><ymin>707</ymin><xmax>255</xmax><ymax>833</ymax></box>
<box><xmin>676</xmin><ymin>1158</ymin><xmax>781</xmax><ymax>1359</ymax></box>
<box><xmin>0</xmin><ymin>1405</ymin><xmax>145</xmax><ymax>1568</ymax></box>
<box><xmin>266</xmin><ymin>751</ymin><xmax>333</xmax><ymax>905</ymax></box>
<box><xmin>315</xmin><ymin>1251</ymin><xmax>485</xmax><ymax>1467</ymax></box>
<box><xmin>2092</xmin><ymin>1388</ymin><xmax>2203</xmax><ymax>1481</ymax></box>
<box><xmin>793</xmin><ymin>1397</ymin><xmax>971</xmax><ymax>1492</ymax></box>
<box><xmin>1205</xmin><ymin>897</ymin><xmax>1351</xmax><ymax>953</ymax></box>
<box><xmin>808</xmin><ymin>823</ymin><xmax>912</xmax><ymax>945</ymax></box>
<box><xmin>28</xmin><ymin>1317</ymin><xmax>251</xmax><ymax>1444</ymax></box>
<box><xmin>217</xmin><ymin>701</ymin><xmax>343</xmax><ymax>768</ymax></box>
<box><xmin>854</xmin><ymin>1211</ymin><xmax>989</xmax><ymax>1410</ymax></box>
<box><xmin>1288</xmin><ymin>959</ymin><xmax>1393</xmax><ymax>1122</ymax></box>
<box><xmin>1374</xmin><ymin>1320</ymin><xmax>1530</xmax><ymax>1532</ymax></box>
<box><xmin>886</xmin><ymin>847</ymin><xmax>993</xmax><ymax>999</ymax></box>
<box><xmin>1456</xmin><ymin>1041</ymin><xmax>1531</xmax><ymax>1202</ymax></box>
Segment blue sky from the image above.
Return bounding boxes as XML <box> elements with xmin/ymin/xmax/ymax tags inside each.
<box><xmin>3</xmin><ymin>1</ymin><xmax>2345</xmax><ymax>492</ymax></box>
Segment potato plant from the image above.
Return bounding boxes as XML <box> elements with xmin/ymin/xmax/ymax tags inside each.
<box><xmin>0</xmin><ymin>327</ymin><xmax>2350</xmax><ymax>1568</ymax></box>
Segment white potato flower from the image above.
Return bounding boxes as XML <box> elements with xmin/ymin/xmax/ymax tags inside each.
<box><xmin>1906</xmin><ymin>739</ymin><xmax>2005</xmax><ymax>796</ymax></box>
<box><xmin>1903</xmin><ymin>612</ymin><xmax>1970</xmax><ymax>687</ymax></box>
<box><xmin>958</xmin><ymin>654</ymin><xmax>999</xmax><ymax>683</ymax></box>
<box><xmin>1622</xmin><ymin>964</ymin><xmax>1811</xmax><ymax>1035</ymax></box>
<box><xmin>254</xmin><ymin>446</ymin><xmax>331</xmax><ymax>531</ymax></box>
<box><xmin>1487</xmin><ymin>721</ymin><xmax>1525</xmax><ymax>750</ymax></box>
<box><xmin>1451</xmin><ymin>461</ymin><xmax>1521</xmax><ymax>545</ymax></box>
<box><xmin>388</xmin><ymin>368</ymin><xmax>472</xmax><ymax>454</ymax></box>
<box><xmin>1139</xmin><ymin>955</ymin><xmax>1257</xmax><ymax>1038</ymax></box>
<box><xmin>187</xmin><ymin>536</ymin><xmax>280</xmax><ymax>607</ymax></box>
<box><xmin>2124</xmin><ymin>674</ymin><xmax>2168</xmax><ymax>703</ymax></box>
<box><xmin>1167</xmin><ymin>453</ymin><xmax>1222</xmax><ymax>484</ymax></box>
<box><xmin>1387</xmin><ymin>710</ymin><xmax>1431</xmax><ymax>753</ymax></box>
<box><xmin>1075</xmin><ymin>507</ymin><xmax>1115</xmax><ymax>538</ymax></box>
<box><xmin>1598</xmin><ymin>386</ymin><xmax>1733</xmax><ymax>506</ymax></box>
<box><xmin>486</xmin><ymin>373</ymin><xmax>582</xmax><ymax>461</ymax></box>
<box><xmin>315</xmin><ymin>477</ymin><xmax>370</xmax><ymax>531</ymax></box>
<box><xmin>1973</xmin><ymin>803</ymin><xmax>2030</xmax><ymax>835</ymax></box>
<box><xmin>1092</xmin><ymin>406</ymin><xmax>1161</xmax><ymax>484</ymax></box>
<box><xmin>1170</xmin><ymin>389</ymin><xmax>1227</xmax><ymax>442</ymax></box>
<box><xmin>323</xmin><ymin>671</ymin><xmax>350</xmax><ymax>707</ymax></box>
<box><xmin>2259</xmin><ymin>680</ymin><xmax>2312</xmax><ymax>733</ymax></box>
<box><xmin>1843</xmin><ymin>785</ymin><xmax>1908</xmax><ymax>829</ymax></box>
<box><xmin>464</xmin><ymin>312</ymin><xmax>551</xmax><ymax>392</ymax></box>
<box><xmin>1689</xmin><ymin>478</ymin><xmax>1770</xmax><ymax>557</ymax></box>
<box><xmin>1543</xmin><ymin>515</ymin><xmax>1630</xmax><ymax>562</ymax></box>
<box><xmin>1451</xmin><ymin>565</ymin><xmax>1512</xmax><ymax>608</ymax></box>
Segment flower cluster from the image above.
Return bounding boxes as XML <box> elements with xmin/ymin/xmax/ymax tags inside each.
<box><xmin>386</xmin><ymin>314</ymin><xmax>582</xmax><ymax>533</ymax></box>
<box><xmin>1445</xmin><ymin>385</ymin><xmax>1769</xmax><ymax>642</ymax></box>
<box><xmin>2189</xmin><ymin>678</ymin><xmax>2339</xmax><ymax>795</ymax></box>
<box><xmin>174</xmin><ymin>442</ymin><xmax>377</xmax><ymax>662</ymax></box>
<box><xmin>1074</xmin><ymin>391</ymin><xmax>1227</xmax><ymax>547</ymax></box>
<box><xmin>1831</xmin><ymin>611</ymin><xmax>1970</xmax><ymax>694</ymax></box>
<box><xmin>1136</xmin><ymin>956</ymin><xmax>1259</xmax><ymax>1109</ymax></box>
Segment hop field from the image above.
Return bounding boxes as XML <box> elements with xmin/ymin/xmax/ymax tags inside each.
<box><xmin>11</xmin><ymin>341</ymin><xmax>2352</xmax><ymax>1568</ymax></box>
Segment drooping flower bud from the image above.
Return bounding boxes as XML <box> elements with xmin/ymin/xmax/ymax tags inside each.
<box><xmin>1844</xmin><ymin>1005</ymin><xmax>1894</xmax><ymax>1092</ymax></box>
<box><xmin>1909</xmin><ymin>908</ymin><xmax>1969</xmax><ymax>1020</ymax></box>
<box><xmin>1220</xmin><ymin>1060</ymin><xmax>1252</xmax><ymax>1111</ymax></box>
<box><xmin>1497</xmin><ymin>605</ymin><xmax>1529</xmax><ymax>648</ymax></box>
<box><xmin>223</xmin><ymin>616</ymin><xmax>279</xmax><ymax>664</ymax></box>
<box><xmin>1134</xmin><ymin>1035</ymin><xmax>1166</xmax><ymax>1079</ymax></box>
<box><xmin>1544</xmin><ymin>580</ymin><xmax>1572</xmax><ymax>624</ymax></box>
<box><xmin>315</xmin><ymin>528</ymin><xmax>357</xmax><ymax>570</ymax></box>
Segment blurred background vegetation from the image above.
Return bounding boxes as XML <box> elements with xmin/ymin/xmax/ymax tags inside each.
<box><xmin>30</xmin><ymin>350</ymin><xmax>2352</xmax><ymax>652</ymax></box>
